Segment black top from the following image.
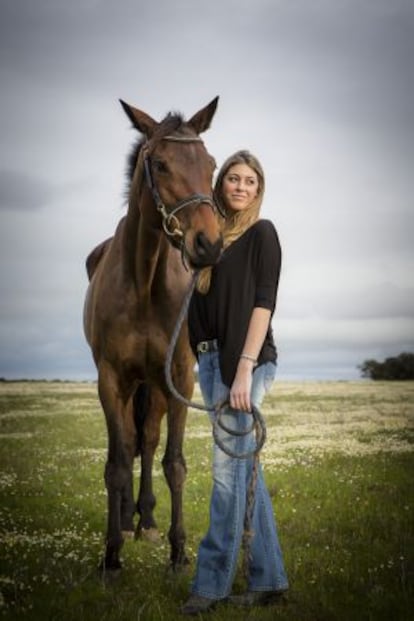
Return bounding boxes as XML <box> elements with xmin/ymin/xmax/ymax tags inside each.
<box><xmin>188</xmin><ymin>219</ymin><xmax>282</xmax><ymax>387</ymax></box>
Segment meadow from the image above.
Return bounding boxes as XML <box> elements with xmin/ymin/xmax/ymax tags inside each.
<box><xmin>0</xmin><ymin>380</ymin><xmax>413</xmax><ymax>621</ymax></box>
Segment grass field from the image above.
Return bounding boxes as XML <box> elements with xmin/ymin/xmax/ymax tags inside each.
<box><xmin>0</xmin><ymin>380</ymin><xmax>413</xmax><ymax>620</ymax></box>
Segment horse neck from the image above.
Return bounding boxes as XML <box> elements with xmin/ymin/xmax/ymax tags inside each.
<box><xmin>123</xmin><ymin>158</ymin><xmax>191</xmax><ymax>307</ymax></box>
<box><xmin>123</xmin><ymin>183</ymin><xmax>173</xmax><ymax>300</ymax></box>
<box><xmin>136</xmin><ymin>198</ymin><xmax>165</xmax><ymax>295</ymax></box>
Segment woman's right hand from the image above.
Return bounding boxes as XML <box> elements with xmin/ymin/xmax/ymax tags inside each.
<box><xmin>229</xmin><ymin>358</ymin><xmax>255</xmax><ymax>412</ymax></box>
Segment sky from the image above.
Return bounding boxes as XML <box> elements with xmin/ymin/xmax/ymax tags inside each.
<box><xmin>0</xmin><ymin>0</ymin><xmax>413</xmax><ymax>381</ymax></box>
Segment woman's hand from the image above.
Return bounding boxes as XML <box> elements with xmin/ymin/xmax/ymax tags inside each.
<box><xmin>229</xmin><ymin>358</ymin><xmax>255</xmax><ymax>412</ymax></box>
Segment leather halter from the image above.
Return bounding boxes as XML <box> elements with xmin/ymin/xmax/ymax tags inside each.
<box><xmin>142</xmin><ymin>134</ymin><xmax>217</xmax><ymax>240</ymax></box>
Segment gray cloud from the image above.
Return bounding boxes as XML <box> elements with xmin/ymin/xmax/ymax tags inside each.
<box><xmin>279</xmin><ymin>281</ymin><xmax>414</xmax><ymax>321</ymax></box>
<box><xmin>0</xmin><ymin>0</ymin><xmax>413</xmax><ymax>379</ymax></box>
<box><xmin>0</xmin><ymin>170</ymin><xmax>54</xmax><ymax>210</ymax></box>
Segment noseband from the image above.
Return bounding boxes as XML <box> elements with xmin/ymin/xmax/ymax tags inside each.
<box><xmin>142</xmin><ymin>135</ymin><xmax>217</xmax><ymax>240</ymax></box>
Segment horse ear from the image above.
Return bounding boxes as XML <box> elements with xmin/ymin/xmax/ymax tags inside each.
<box><xmin>119</xmin><ymin>99</ymin><xmax>157</xmax><ymax>138</ymax></box>
<box><xmin>187</xmin><ymin>96</ymin><xmax>219</xmax><ymax>135</ymax></box>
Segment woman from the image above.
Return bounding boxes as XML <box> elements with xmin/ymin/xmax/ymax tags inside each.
<box><xmin>181</xmin><ymin>150</ymin><xmax>289</xmax><ymax>615</ymax></box>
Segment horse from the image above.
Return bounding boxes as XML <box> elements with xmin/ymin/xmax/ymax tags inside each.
<box><xmin>83</xmin><ymin>97</ymin><xmax>222</xmax><ymax>571</ymax></box>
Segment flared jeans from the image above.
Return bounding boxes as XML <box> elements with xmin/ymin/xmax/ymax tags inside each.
<box><xmin>191</xmin><ymin>350</ymin><xmax>289</xmax><ymax>600</ymax></box>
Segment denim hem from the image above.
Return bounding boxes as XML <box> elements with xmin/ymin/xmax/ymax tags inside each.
<box><xmin>190</xmin><ymin>588</ymin><xmax>227</xmax><ymax>601</ymax></box>
<box><xmin>247</xmin><ymin>583</ymin><xmax>289</xmax><ymax>592</ymax></box>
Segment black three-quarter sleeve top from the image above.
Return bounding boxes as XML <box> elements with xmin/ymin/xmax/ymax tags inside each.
<box><xmin>188</xmin><ymin>219</ymin><xmax>282</xmax><ymax>387</ymax></box>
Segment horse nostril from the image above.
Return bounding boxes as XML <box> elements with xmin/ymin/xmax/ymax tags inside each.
<box><xmin>193</xmin><ymin>232</ymin><xmax>222</xmax><ymax>266</ymax></box>
<box><xmin>194</xmin><ymin>232</ymin><xmax>209</xmax><ymax>257</ymax></box>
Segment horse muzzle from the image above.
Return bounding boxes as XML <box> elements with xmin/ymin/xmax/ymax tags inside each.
<box><xmin>188</xmin><ymin>232</ymin><xmax>223</xmax><ymax>268</ymax></box>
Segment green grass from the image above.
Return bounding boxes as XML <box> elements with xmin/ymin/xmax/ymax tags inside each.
<box><xmin>0</xmin><ymin>381</ymin><xmax>413</xmax><ymax>620</ymax></box>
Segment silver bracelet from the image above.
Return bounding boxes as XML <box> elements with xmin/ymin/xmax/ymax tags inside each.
<box><xmin>240</xmin><ymin>353</ymin><xmax>258</xmax><ymax>365</ymax></box>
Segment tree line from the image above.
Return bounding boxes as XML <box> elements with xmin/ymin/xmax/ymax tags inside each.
<box><xmin>359</xmin><ymin>352</ymin><xmax>414</xmax><ymax>380</ymax></box>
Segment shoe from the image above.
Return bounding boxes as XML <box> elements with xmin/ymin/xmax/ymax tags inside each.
<box><xmin>180</xmin><ymin>594</ymin><xmax>217</xmax><ymax>615</ymax></box>
<box><xmin>229</xmin><ymin>589</ymin><xmax>288</xmax><ymax>607</ymax></box>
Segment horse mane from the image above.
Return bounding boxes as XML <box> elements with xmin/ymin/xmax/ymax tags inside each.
<box><xmin>125</xmin><ymin>112</ymin><xmax>186</xmax><ymax>196</ymax></box>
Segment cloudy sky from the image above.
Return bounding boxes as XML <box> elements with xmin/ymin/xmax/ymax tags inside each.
<box><xmin>0</xmin><ymin>0</ymin><xmax>413</xmax><ymax>381</ymax></box>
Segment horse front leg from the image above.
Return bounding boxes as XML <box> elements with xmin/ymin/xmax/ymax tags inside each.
<box><xmin>120</xmin><ymin>468</ymin><xmax>135</xmax><ymax>537</ymax></box>
<box><xmin>135</xmin><ymin>385</ymin><xmax>163</xmax><ymax>542</ymax></box>
<box><xmin>98</xmin><ymin>365</ymin><xmax>135</xmax><ymax>571</ymax></box>
<box><xmin>103</xmin><ymin>461</ymin><xmax>126</xmax><ymax>570</ymax></box>
<box><xmin>162</xmin><ymin>396</ymin><xmax>189</xmax><ymax>570</ymax></box>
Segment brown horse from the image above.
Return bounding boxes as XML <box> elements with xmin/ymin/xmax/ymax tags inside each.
<box><xmin>83</xmin><ymin>97</ymin><xmax>222</xmax><ymax>571</ymax></box>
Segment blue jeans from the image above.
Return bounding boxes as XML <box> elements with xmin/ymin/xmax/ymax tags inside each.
<box><xmin>191</xmin><ymin>351</ymin><xmax>289</xmax><ymax>600</ymax></box>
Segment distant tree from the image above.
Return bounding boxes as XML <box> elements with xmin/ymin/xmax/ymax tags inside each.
<box><xmin>359</xmin><ymin>352</ymin><xmax>414</xmax><ymax>380</ymax></box>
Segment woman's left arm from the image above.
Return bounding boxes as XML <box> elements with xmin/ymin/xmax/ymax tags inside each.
<box><xmin>229</xmin><ymin>306</ymin><xmax>272</xmax><ymax>412</ymax></box>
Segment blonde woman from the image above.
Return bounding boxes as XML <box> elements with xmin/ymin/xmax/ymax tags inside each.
<box><xmin>182</xmin><ymin>151</ymin><xmax>288</xmax><ymax>614</ymax></box>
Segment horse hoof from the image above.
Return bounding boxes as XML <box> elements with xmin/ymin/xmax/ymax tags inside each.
<box><xmin>169</xmin><ymin>562</ymin><xmax>191</xmax><ymax>576</ymax></box>
<box><xmin>99</xmin><ymin>566</ymin><xmax>122</xmax><ymax>583</ymax></box>
<box><xmin>170</xmin><ymin>555</ymin><xmax>191</xmax><ymax>573</ymax></box>
<box><xmin>122</xmin><ymin>529</ymin><xmax>135</xmax><ymax>540</ymax></box>
<box><xmin>98</xmin><ymin>560</ymin><xmax>122</xmax><ymax>581</ymax></box>
<box><xmin>137</xmin><ymin>527</ymin><xmax>161</xmax><ymax>543</ymax></box>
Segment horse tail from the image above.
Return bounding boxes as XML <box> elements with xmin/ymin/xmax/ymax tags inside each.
<box><xmin>133</xmin><ymin>383</ymin><xmax>150</xmax><ymax>456</ymax></box>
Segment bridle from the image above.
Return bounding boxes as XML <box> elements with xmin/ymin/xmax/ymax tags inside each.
<box><xmin>142</xmin><ymin>134</ymin><xmax>219</xmax><ymax>242</ymax></box>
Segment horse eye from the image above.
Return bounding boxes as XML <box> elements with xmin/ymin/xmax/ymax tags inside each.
<box><xmin>153</xmin><ymin>159</ymin><xmax>169</xmax><ymax>174</ymax></box>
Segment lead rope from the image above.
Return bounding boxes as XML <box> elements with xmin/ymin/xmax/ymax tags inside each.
<box><xmin>164</xmin><ymin>272</ymin><xmax>266</xmax><ymax>581</ymax></box>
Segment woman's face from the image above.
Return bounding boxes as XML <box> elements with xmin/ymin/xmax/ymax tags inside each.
<box><xmin>221</xmin><ymin>163</ymin><xmax>259</xmax><ymax>212</ymax></box>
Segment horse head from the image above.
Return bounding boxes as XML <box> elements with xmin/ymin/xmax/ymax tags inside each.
<box><xmin>120</xmin><ymin>97</ymin><xmax>223</xmax><ymax>269</ymax></box>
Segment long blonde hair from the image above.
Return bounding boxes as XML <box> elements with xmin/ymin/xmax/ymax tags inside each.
<box><xmin>197</xmin><ymin>150</ymin><xmax>265</xmax><ymax>293</ymax></box>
